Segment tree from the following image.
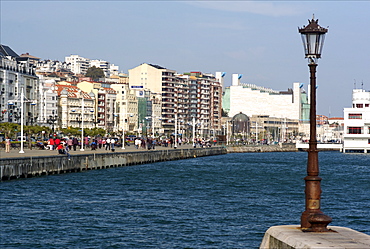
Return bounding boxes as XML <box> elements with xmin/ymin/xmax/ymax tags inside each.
<box><xmin>85</xmin><ymin>66</ymin><xmax>105</xmax><ymax>81</ymax></box>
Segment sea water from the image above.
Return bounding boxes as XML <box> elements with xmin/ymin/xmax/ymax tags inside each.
<box><xmin>1</xmin><ymin>151</ymin><xmax>369</xmax><ymax>248</ymax></box>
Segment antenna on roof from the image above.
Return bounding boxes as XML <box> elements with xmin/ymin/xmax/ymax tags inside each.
<box><xmin>354</xmin><ymin>79</ymin><xmax>356</xmax><ymax>89</ymax></box>
<box><xmin>361</xmin><ymin>80</ymin><xmax>364</xmax><ymax>90</ymax></box>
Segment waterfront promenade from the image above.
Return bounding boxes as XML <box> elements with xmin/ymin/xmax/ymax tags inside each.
<box><xmin>0</xmin><ymin>143</ymin><xmax>297</xmax><ymax>159</ymax></box>
<box><xmin>0</xmin><ymin>143</ymin><xmax>196</xmax><ymax>159</ymax></box>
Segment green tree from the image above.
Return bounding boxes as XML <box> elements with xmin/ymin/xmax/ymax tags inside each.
<box><xmin>0</xmin><ymin>122</ymin><xmax>20</xmax><ymax>138</ymax></box>
<box><xmin>85</xmin><ymin>66</ymin><xmax>105</xmax><ymax>81</ymax></box>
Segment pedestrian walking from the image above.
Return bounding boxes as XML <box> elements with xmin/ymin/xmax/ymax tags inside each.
<box><xmin>110</xmin><ymin>138</ymin><xmax>115</xmax><ymax>152</ymax></box>
<box><xmin>67</xmin><ymin>137</ymin><xmax>73</xmax><ymax>150</ymax></box>
<box><xmin>5</xmin><ymin>137</ymin><xmax>11</xmax><ymax>153</ymax></box>
<box><xmin>72</xmin><ymin>137</ymin><xmax>78</xmax><ymax>151</ymax></box>
<box><xmin>105</xmin><ymin>138</ymin><xmax>111</xmax><ymax>150</ymax></box>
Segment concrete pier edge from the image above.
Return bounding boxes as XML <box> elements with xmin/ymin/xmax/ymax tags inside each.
<box><xmin>259</xmin><ymin>225</ymin><xmax>370</xmax><ymax>249</ymax></box>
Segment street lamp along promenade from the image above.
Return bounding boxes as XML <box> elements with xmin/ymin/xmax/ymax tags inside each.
<box><xmin>299</xmin><ymin>16</ymin><xmax>332</xmax><ymax>232</ymax></box>
<box><xmin>7</xmin><ymin>88</ymin><xmax>36</xmax><ymax>154</ymax></box>
<box><xmin>47</xmin><ymin>115</ymin><xmax>58</xmax><ymax>134</ymax></box>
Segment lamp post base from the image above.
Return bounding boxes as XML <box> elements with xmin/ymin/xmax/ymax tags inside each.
<box><xmin>301</xmin><ymin>211</ymin><xmax>332</xmax><ymax>232</ymax></box>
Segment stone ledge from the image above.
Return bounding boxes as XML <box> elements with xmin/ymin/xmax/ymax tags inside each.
<box><xmin>260</xmin><ymin>225</ymin><xmax>370</xmax><ymax>249</ymax></box>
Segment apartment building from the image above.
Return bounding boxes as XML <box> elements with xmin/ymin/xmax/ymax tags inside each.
<box><xmin>110</xmin><ymin>83</ymin><xmax>138</xmax><ymax>133</ymax></box>
<box><xmin>55</xmin><ymin>84</ymin><xmax>95</xmax><ymax>129</ymax></box>
<box><xmin>37</xmin><ymin>78</ymin><xmax>58</xmax><ymax>127</ymax></box>
<box><xmin>0</xmin><ymin>45</ymin><xmax>39</xmax><ymax>125</ymax></box>
<box><xmin>65</xmin><ymin>55</ymin><xmax>90</xmax><ymax>75</ymax></box>
<box><xmin>65</xmin><ymin>55</ymin><xmax>120</xmax><ymax>79</ymax></box>
<box><xmin>129</xmin><ymin>63</ymin><xmax>178</xmax><ymax>134</ymax></box>
<box><xmin>77</xmin><ymin>81</ymin><xmax>117</xmax><ymax>131</ymax></box>
<box><xmin>343</xmin><ymin>88</ymin><xmax>370</xmax><ymax>153</ymax></box>
<box><xmin>90</xmin><ymin>59</ymin><xmax>110</xmax><ymax>77</ymax></box>
<box><xmin>181</xmin><ymin>72</ymin><xmax>222</xmax><ymax>137</ymax></box>
<box><xmin>128</xmin><ymin>63</ymin><xmax>222</xmax><ymax>136</ymax></box>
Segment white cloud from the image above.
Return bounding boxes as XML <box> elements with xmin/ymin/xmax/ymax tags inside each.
<box><xmin>186</xmin><ymin>1</ymin><xmax>304</xmax><ymax>17</ymax></box>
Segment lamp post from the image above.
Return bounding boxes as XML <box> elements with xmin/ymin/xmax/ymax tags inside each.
<box><xmin>174</xmin><ymin>113</ymin><xmax>178</xmax><ymax>149</ymax></box>
<box><xmin>299</xmin><ymin>16</ymin><xmax>331</xmax><ymax>232</ymax></box>
<box><xmin>8</xmin><ymin>88</ymin><xmax>36</xmax><ymax>153</ymax></box>
<box><xmin>80</xmin><ymin>93</ymin><xmax>85</xmax><ymax>151</ymax></box>
<box><xmin>47</xmin><ymin>115</ymin><xmax>58</xmax><ymax>134</ymax></box>
<box><xmin>121</xmin><ymin>113</ymin><xmax>126</xmax><ymax>150</ymax></box>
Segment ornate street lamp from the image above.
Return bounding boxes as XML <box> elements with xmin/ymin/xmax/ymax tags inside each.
<box><xmin>47</xmin><ymin>115</ymin><xmax>58</xmax><ymax>133</ymax></box>
<box><xmin>299</xmin><ymin>16</ymin><xmax>332</xmax><ymax>232</ymax></box>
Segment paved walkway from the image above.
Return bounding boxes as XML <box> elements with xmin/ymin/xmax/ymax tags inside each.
<box><xmin>0</xmin><ymin>143</ymin><xmax>196</xmax><ymax>159</ymax></box>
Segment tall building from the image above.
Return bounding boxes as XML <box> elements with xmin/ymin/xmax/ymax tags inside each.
<box><xmin>128</xmin><ymin>63</ymin><xmax>222</xmax><ymax>136</ymax></box>
<box><xmin>65</xmin><ymin>55</ymin><xmax>90</xmax><ymax>75</ymax></box>
<box><xmin>0</xmin><ymin>45</ymin><xmax>39</xmax><ymax>125</ymax></box>
<box><xmin>343</xmin><ymin>88</ymin><xmax>370</xmax><ymax>153</ymax></box>
<box><xmin>128</xmin><ymin>63</ymin><xmax>178</xmax><ymax>134</ymax></box>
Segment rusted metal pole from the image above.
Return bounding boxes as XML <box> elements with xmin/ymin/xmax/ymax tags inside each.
<box><xmin>300</xmin><ymin>62</ymin><xmax>332</xmax><ymax>232</ymax></box>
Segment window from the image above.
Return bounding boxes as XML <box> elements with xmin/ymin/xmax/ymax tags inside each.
<box><xmin>356</xmin><ymin>103</ymin><xmax>364</xmax><ymax>108</ymax></box>
<box><xmin>348</xmin><ymin>127</ymin><xmax>362</xmax><ymax>134</ymax></box>
<box><xmin>349</xmin><ymin>113</ymin><xmax>362</xmax><ymax>119</ymax></box>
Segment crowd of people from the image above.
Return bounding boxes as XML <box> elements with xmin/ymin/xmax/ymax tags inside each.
<box><xmin>36</xmin><ymin>136</ymin><xmax>217</xmax><ymax>154</ymax></box>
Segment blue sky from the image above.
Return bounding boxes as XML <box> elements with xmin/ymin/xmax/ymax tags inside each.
<box><xmin>2</xmin><ymin>1</ymin><xmax>370</xmax><ymax>117</ymax></box>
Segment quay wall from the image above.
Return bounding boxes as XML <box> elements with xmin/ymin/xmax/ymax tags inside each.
<box><xmin>0</xmin><ymin>145</ymin><xmax>300</xmax><ymax>181</ymax></box>
<box><xmin>0</xmin><ymin>147</ymin><xmax>227</xmax><ymax>181</ymax></box>
<box><xmin>226</xmin><ymin>144</ymin><xmax>297</xmax><ymax>153</ymax></box>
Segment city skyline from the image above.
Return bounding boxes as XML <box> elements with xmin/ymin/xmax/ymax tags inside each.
<box><xmin>2</xmin><ymin>1</ymin><xmax>370</xmax><ymax>117</ymax></box>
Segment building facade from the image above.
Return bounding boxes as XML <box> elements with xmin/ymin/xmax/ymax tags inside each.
<box><xmin>110</xmin><ymin>83</ymin><xmax>138</xmax><ymax>134</ymax></box>
<box><xmin>65</xmin><ymin>55</ymin><xmax>90</xmax><ymax>75</ymax></box>
<box><xmin>128</xmin><ymin>63</ymin><xmax>222</xmax><ymax>137</ymax></box>
<box><xmin>0</xmin><ymin>45</ymin><xmax>39</xmax><ymax>126</ymax></box>
<box><xmin>55</xmin><ymin>84</ymin><xmax>95</xmax><ymax>129</ymax></box>
<box><xmin>343</xmin><ymin>89</ymin><xmax>370</xmax><ymax>153</ymax></box>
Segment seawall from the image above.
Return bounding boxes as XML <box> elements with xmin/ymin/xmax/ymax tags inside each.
<box><xmin>226</xmin><ymin>144</ymin><xmax>297</xmax><ymax>153</ymax></box>
<box><xmin>0</xmin><ymin>147</ymin><xmax>227</xmax><ymax>181</ymax></box>
<box><xmin>0</xmin><ymin>145</ymin><xmax>299</xmax><ymax>181</ymax></box>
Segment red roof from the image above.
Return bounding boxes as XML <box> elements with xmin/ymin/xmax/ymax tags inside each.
<box><xmin>55</xmin><ymin>84</ymin><xmax>93</xmax><ymax>99</ymax></box>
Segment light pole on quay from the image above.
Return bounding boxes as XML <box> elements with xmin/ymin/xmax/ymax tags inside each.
<box><xmin>299</xmin><ymin>16</ymin><xmax>332</xmax><ymax>232</ymax></box>
<box><xmin>8</xmin><ymin>88</ymin><xmax>36</xmax><ymax>154</ymax></box>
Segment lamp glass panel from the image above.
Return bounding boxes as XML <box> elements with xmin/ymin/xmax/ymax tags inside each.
<box><xmin>318</xmin><ymin>33</ymin><xmax>326</xmax><ymax>56</ymax></box>
<box><xmin>301</xmin><ymin>34</ymin><xmax>308</xmax><ymax>55</ymax></box>
<box><xmin>307</xmin><ymin>33</ymin><xmax>318</xmax><ymax>55</ymax></box>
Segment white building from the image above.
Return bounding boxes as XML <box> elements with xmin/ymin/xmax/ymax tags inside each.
<box><xmin>0</xmin><ymin>45</ymin><xmax>39</xmax><ymax>125</ymax></box>
<box><xmin>343</xmin><ymin>89</ymin><xmax>370</xmax><ymax>153</ymax></box>
<box><xmin>37</xmin><ymin>78</ymin><xmax>58</xmax><ymax>127</ymax></box>
<box><xmin>90</xmin><ymin>59</ymin><xmax>110</xmax><ymax>77</ymax></box>
<box><xmin>65</xmin><ymin>55</ymin><xmax>90</xmax><ymax>75</ymax></box>
<box><xmin>65</xmin><ymin>55</ymin><xmax>120</xmax><ymax>79</ymax></box>
<box><xmin>226</xmin><ymin>74</ymin><xmax>306</xmax><ymax>121</ymax></box>
<box><xmin>110</xmin><ymin>83</ymin><xmax>138</xmax><ymax>133</ymax></box>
